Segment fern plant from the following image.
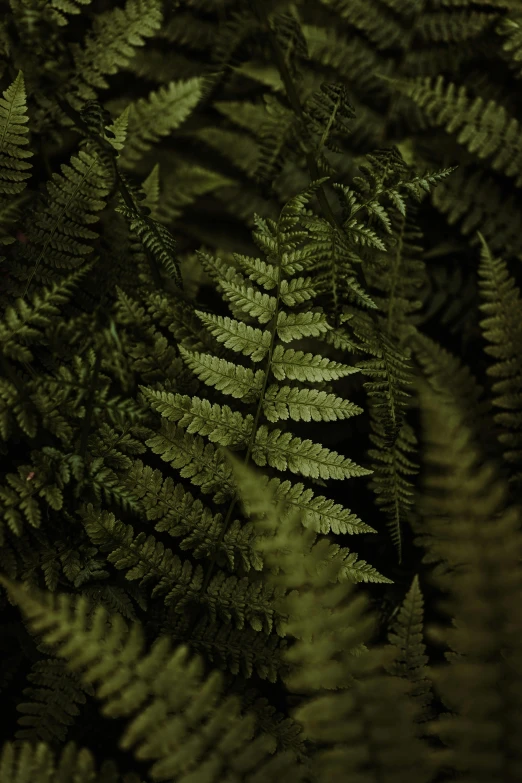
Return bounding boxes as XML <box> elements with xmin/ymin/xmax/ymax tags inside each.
<box><xmin>2</xmin><ymin>0</ymin><xmax>522</xmax><ymax>780</ymax></box>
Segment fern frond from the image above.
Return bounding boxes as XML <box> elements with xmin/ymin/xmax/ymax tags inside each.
<box><xmin>171</xmin><ymin>348</ymin><xmax>265</xmax><ymax>401</ymax></box>
<box><xmin>263</xmin><ymin>385</ymin><xmax>363</xmax><ymax>423</ymax></box>
<box><xmin>322</xmin><ymin>0</ymin><xmax>410</xmax><ymax>50</ymax></box>
<box><xmin>270</xmin><ymin>345</ymin><xmax>358</xmax><ymax>382</ymax></box>
<box><xmin>68</xmin><ymin>0</ymin><xmax>163</xmax><ymax>103</ymax></box>
<box><xmin>252</xmin><ymin>424</ymin><xmax>372</xmax><ymax>481</ymax></box>
<box><xmin>10</xmin><ymin>140</ymin><xmax>113</xmax><ymax>296</ymax></box>
<box><xmin>218</xmin><ymin>279</ymin><xmax>278</xmax><ymax>323</ymax></box>
<box><xmin>0</xmin><ymin>265</ymin><xmax>92</xmax><ymax>364</ymax></box>
<box><xmin>309</xmin><ymin>145</ymin><xmax>454</xmax><ymax>320</ymax></box>
<box><xmin>145</xmin><ymin>422</ymin><xmax>236</xmax><ymax>504</ymax></box>
<box><xmin>194</xmin><ymin>312</ymin><xmax>271</xmax><ymax>362</ymax></box>
<box><xmin>117</xmin><ymin>77</ymin><xmax>204</xmax><ymax>168</ymax></box>
<box><xmin>418</xmin><ymin>8</ymin><xmax>504</xmax><ymax>44</ymax></box>
<box><xmin>301</xmin><ymin>81</ymin><xmax>355</xmax><ymax>173</ymax></box>
<box><xmin>385</xmin><ymin>575</ymin><xmax>435</xmax><ymax>727</ymax></box>
<box><xmin>0</xmin><ymin>579</ymin><xmax>303</xmax><ymax>781</ymax></box>
<box><xmin>122</xmin><ymin>459</ymin><xmax>263</xmax><ymax>573</ymax></box>
<box><xmin>114</xmin><ymin>204</ymin><xmax>183</xmax><ymax>289</ymax></box>
<box><xmin>496</xmin><ymin>13</ymin><xmax>522</xmax><ymax>79</ymax></box>
<box><xmin>416</xmin><ymin>381</ymin><xmax>522</xmax><ymax>781</ymax></box>
<box><xmin>255</xmin><ymin>93</ymin><xmax>301</xmax><ymax>186</ymax></box>
<box><xmin>406</xmin><ymin>327</ymin><xmax>498</xmax><ymax>462</ymax></box>
<box><xmin>429</xmin><ymin>163</ymin><xmax>522</xmax><ymax>256</ymax></box>
<box><xmin>0</xmin><ymin>741</ymin><xmax>141</xmax><ymax>783</ymax></box>
<box><xmin>477</xmin><ymin>231</ymin><xmax>522</xmax><ymax>486</ymax></box>
<box><xmin>140</xmin><ymin>390</ymin><xmax>254</xmax><ymax>448</ymax></box>
<box><xmin>230</xmin><ymin>454</ymin><xmax>430</xmax><ymax>783</ymax></box>
<box><xmin>0</xmin><ymin>71</ymin><xmax>33</xmax><ymax>201</ymax></box>
<box><xmin>180</xmin><ymin>613</ymin><xmax>289</xmax><ymax>683</ymax></box>
<box><xmin>250</xmin><ymin>474</ymin><xmax>376</xmax><ymax>536</ymax></box>
<box><xmin>379</xmin><ymin>73</ymin><xmax>522</xmax><ymax>184</ymax></box>
<box><xmin>141</xmin><ymin>178</ymin><xmax>386</xmax><ymax>642</ymax></box>
<box><xmin>15</xmin><ymin>658</ymin><xmax>90</xmax><ymax>744</ymax></box>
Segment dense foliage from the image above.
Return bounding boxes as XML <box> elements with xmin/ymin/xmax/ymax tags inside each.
<box><xmin>1</xmin><ymin>1</ymin><xmax>522</xmax><ymax>781</ymax></box>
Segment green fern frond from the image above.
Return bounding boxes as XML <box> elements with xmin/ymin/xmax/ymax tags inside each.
<box><xmin>378</xmin><ymin>73</ymin><xmax>522</xmax><ymax>184</ymax></box>
<box><xmin>0</xmin><ymin>740</ymin><xmax>142</xmax><ymax>783</ymax></box>
<box><xmin>352</xmin><ymin>314</ymin><xmax>419</xmax><ymax>561</ymax></box>
<box><xmin>418</xmin><ymin>8</ymin><xmax>504</xmax><ymax>44</ymax></box>
<box><xmin>210</xmin><ymin>7</ymin><xmax>262</xmax><ymax>81</ymax></box>
<box><xmin>230</xmin><ymin>454</ymin><xmax>429</xmax><ymax>783</ymax></box>
<box><xmin>302</xmin><ymin>23</ymin><xmax>394</xmax><ymax>117</ymax></box>
<box><xmin>179</xmin><ymin>612</ymin><xmax>289</xmax><ymax>683</ymax></box>
<box><xmin>11</xmin><ymin>139</ymin><xmax>113</xmax><ymax>296</ymax></box>
<box><xmin>67</xmin><ymin>0</ymin><xmax>163</xmax><ymax>104</ymax></box>
<box><xmin>252</xmin><ymin>424</ymin><xmax>372</xmax><ymax>480</ymax></box>
<box><xmin>355</xmin><ymin>323</ymin><xmax>412</xmax><ymax>445</ymax></box>
<box><xmin>0</xmin><ymin>578</ymin><xmax>303</xmax><ymax>781</ymax></box>
<box><xmin>143</xmin><ymin>183</ymin><xmax>367</xmax><ymax>490</ymax></box>
<box><xmin>122</xmin><ymin>458</ymin><xmax>263</xmax><ymax>574</ymax></box>
<box><xmin>255</xmin><ymin>93</ymin><xmax>301</xmax><ymax>186</ymax></box>
<box><xmin>15</xmin><ymin>658</ymin><xmax>91</xmax><ymax>744</ymax></box>
<box><xmin>194</xmin><ymin>126</ymin><xmax>261</xmax><ymax>179</ymax></box>
<box><xmin>385</xmin><ymin>574</ymin><xmax>435</xmax><ymax>727</ymax></box>
<box><xmin>117</xmin><ymin>77</ymin><xmax>205</xmax><ymax>169</ymax></box>
<box><xmin>357</xmin><ymin>236</ymin><xmax>423</xmax><ymax>553</ymax></box>
<box><xmin>302</xmin><ymin>81</ymin><xmax>356</xmax><ymax>163</ymax></box>
<box><xmin>496</xmin><ymin>13</ymin><xmax>522</xmax><ymax>78</ymax></box>
<box><xmin>0</xmin><ymin>70</ymin><xmax>33</xmax><ymax>202</ymax></box>
<box><xmin>267</xmin><ymin>6</ymin><xmax>309</xmax><ymax>82</ymax></box>
<box><xmin>145</xmin><ymin>421</ymin><xmax>236</xmax><ymax>504</ymax></box>
<box><xmin>151</xmin><ymin>162</ymin><xmax>235</xmax><ymax>225</ymax></box>
<box><xmin>193</xmin><ymin>312</ymin><xmax>271</xmax><ymax>362</ymax></box>
<box><xmin>248</xmin><ymin>473</ymin><xmax>377</xmax><ymax>536</ymax></box>
<box><xmin>323</xmin><ymin>0</ymin><xmax>411</xmax><ymax>50</ymax></box>
<box><xmin>0</xmin><ymin>264</ymin><xmax>93</xmax><ymax>364</ymax></box>
<box><xmin>81</xmin><ymin>583</ymin><xmax>143</xmax><ymax>622</ymax></box>
<box><xmin>175</xmin><ymin>348</ymin><xmax>265</xmax><ymax>401</ymax></box>
<box><xmin>406</xmin><ymin>327</ymin><xmax>498</xmax><ymax>462</ymax></box>
<box><xmin>477</xmin><ymin>231</ymin><xmax>522</xmax><ymax>486</ymax></box>
<box><xmin>308</xmin><ymin>145</ymin><xmax>454</xmax><ymax>320</ymax></box>
<box><xmin>366</xmin><ymin>421</ymin><xmax>418</xmax><ymax>562</ymax></box>
<box><xmin>270</xmin><ymin>345</ymin><xmax>358</xmax><ymax>382</ymax></box>
<box><xmin>212</xmin><ymin>279</ymin><xmax>278</xmax><ymax>323</ymax></box>
<box><xmin>115</xmin><ymin>203</ymin><xmax>183</xmax><ymax>290</ymax></box>
<box><xmin>139</xmin><ymin>178</ymin><xmax>388</xmax><ymax>645</ymax></box>
<box><xmin>262</xmin><ymin>385</ymin><xmax>363</xmax><ymax>424</ymax></box>
<box><xmin>78</xmin><ymin>503</ymin><xmax>206</xmax><ymax>609</ymax></box>
<box><xmin>140</xmin><ymin>389</ymin><xmax>254</xmax><ymax>448</ymax></box>
<box><xmin>416</xmin><ymin>381</ymin><xmax>522</xmax><ymax>781</ymax></box>
<box><xmin>315</xmin><ymin>161</ymin><xmax>438</xmax><ymax>564</ymax></box>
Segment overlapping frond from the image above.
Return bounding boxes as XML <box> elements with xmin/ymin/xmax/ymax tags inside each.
<box><xmin>0</xmin><ymin>577</ymin><xmax>305</xmax><ymax>782</ymax></box>
<box><xmin>379</xmin><ymin>73</ymin><xmax>522</xmax><ymax>185</ymax></box>
<box><xmin>229</xmin><ymin>454</ymin><xmax>431</xmax><ymax>783</ymax></box>
<box><xmin>415</xmin><ymin>381</ymin><xmax>522</xmax><ymax>781</ymax></box>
